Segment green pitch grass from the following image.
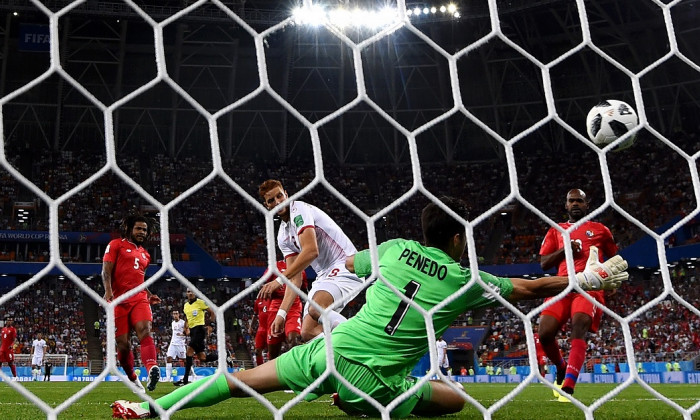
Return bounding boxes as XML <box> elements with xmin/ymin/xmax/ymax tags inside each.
<box><xmin>0</xmin><ymin>381</ymin><xmax>697</xmax><ymax>419</ymax></box>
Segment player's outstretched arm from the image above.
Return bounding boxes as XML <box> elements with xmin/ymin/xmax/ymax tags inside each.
<box><xmin>509</xmin><ymin>247</ymin><xmax>628</xmax><ymax>300</ymax></box>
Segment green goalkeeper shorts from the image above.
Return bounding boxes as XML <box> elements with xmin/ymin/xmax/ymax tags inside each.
<box><xmin>275</xmin><ymin>338</ymin><xmax>432</xmax><ymax>418</ymax></box>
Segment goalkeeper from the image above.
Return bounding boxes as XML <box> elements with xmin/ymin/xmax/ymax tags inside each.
<box><xmin>111</xmin><ymin>197</ymin><xmax>628</xmax><ymax>419</ymax></box>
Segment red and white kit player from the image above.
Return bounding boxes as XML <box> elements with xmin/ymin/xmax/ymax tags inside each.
<box><xmin>251</xmin><ymin>295</ymin><xmax>270</xmax><ymax>366</ymax></box>
<box><xmin>0</xmin><ymin>318</ymin><xmax>18</xmax><ymax>379</ymax></box>
<box><xmin>251</xmin><ymin>261</ymin><xmax>307</xmax><ymax>364</ymax></box>
<box><xmin>258</xmin><ymin>179</ymin><xmax>365</xmax><ymax>342</ymax></box>
<box><xmin>265</xmin><ymin>260</ymin><xmax>307</xmax><ymax>359</ymax></box>
<box><xmin>533</xmin><ymin>332</ymin><xmax>548</xmax><ymax>376</ymax></box>
<box><xmin>538</xmin><ymin>189</ymin><xmax>618</xmax><ymax>401</ymax></box>
<box><xmin>102</xmin><ymin>214</ymin><xmax>162</xmax><ymax>393</ymax></box>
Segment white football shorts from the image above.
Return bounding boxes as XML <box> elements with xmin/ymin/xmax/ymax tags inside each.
<box><xmin>303</xmin><ymin>272</ymin><xmax>364</xmax><ymax>318</ymax></box>
<box><xmin>166</xmin><ymin>343</ymin><xmax>187</xmax><ymax>359</ymax></box>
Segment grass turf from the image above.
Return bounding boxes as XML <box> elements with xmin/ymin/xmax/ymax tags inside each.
<box><xmin>0</xmin><ymin>381</ymin><xmax>697</xmax><ymax>419</ymax></box>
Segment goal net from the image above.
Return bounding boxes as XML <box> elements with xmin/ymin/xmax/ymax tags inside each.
<box><xmin>12</xmin><ymin>354</ymin><xmax>69</xmax><ymax>378</ymax></box>
<box><xmin>0</xmin><ymin>0</ymin><xmax>698</xmax><ymax>419</ymax></box>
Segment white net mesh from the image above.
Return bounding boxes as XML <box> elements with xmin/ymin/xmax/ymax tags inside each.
<box><xmin>0</xmin><ymin>0</ymin><xmax>699</xmax><ymax>419</ymax></box>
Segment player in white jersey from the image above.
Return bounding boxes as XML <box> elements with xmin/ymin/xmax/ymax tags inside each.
<box><xmin>436</xmin><ymin>336</ymin><xmax>449</xmax><ymax>376</ymax></box>
<box><xmin>166</xmin><ymin>310</ymin><xmax>187</xmax><ymax>382</ymax></box>
<box><xmin>31</xmin><ymin>332</ymin><xmax>47</xmax><ymax>381</ymax></box>
<box><xmin>258</xmin><ymin>179</ymin><xmax>365</xmax><ymax>342</ymax></box>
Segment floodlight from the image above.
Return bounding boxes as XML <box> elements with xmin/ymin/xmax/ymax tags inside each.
<box><xmin>329</xmin><ymin>9</ymin><xmax>352</xmax><ymax>28</ymax></box>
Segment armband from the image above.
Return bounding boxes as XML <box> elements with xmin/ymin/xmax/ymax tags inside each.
<box><xmin>276</xmin><ymin>309</ymin><xmax>287</xmax><ymax>320</ymax></box>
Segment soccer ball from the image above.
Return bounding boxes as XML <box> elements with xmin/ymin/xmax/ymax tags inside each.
<box><xmin>585</xmin><ymin>99</ymin><xmax>638</xmax><ymax>150</ymax></box>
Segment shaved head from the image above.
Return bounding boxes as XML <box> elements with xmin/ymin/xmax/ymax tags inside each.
<box><xmin>566</xmin><ymin>189</ymin><xmax>587</xmax><ymax>201</ymax></box>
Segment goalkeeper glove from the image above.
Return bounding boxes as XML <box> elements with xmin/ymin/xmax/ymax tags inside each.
<box><xmin>575</xmin><ymin>246</ymin><xmax>629</xmax><ymax>291</ymax></box>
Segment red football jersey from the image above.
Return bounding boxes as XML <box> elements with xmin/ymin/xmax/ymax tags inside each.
<box><xmin>103</xmin><ymin>238</ymin><xmax>151</xmax><ymax>300</ymax></box>
<box><xmin>0</xmin><ymin>326</ymin><xmax>17</xmax><ymax>352</ymax></box>
<box><xmin>539</xmin><ymin>220</ymin><xmax>617</xmax><ymax>276</ymax></box>
<box><xmin>266</xmin><ymin>260</ymin><xmax>308</xmax><ymax>301</ymax></box>
<box><xmin>254</xmin><ymin>297</ymin><xmax>269</xmax><ymax>330</ymax></box>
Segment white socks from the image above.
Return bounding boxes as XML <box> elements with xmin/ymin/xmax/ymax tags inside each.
<box><xmin>325</xmin><ymin>311</ymin><xmax>347</xmax><ymax>330</ymax></box>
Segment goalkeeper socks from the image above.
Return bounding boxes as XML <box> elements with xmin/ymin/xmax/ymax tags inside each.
<box><xmin>184</xmin><ymin>356</ymin><xmax>193</xmax><ymax>384</ymax></box>
<box><xmin>142</xmin><ymin>375</ymin><xmax>230</xmax><ymax>413</ymax></box>
<box><xmin>139</xmin><ymin>335</ymin><xmax>157</xmax><ymax>369</ymax></box>
<box><xmin>562</xmin><ymin>338</ymin><xmax>586</xmax><ymax>393</ymax></box>
<box><xmin>118</xmin><ymin>349</ymin><xmax>137</xmax><ymax>381</ymax></box>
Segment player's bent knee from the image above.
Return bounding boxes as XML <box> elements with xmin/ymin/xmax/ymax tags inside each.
<box><xmin>300</xmin><ymin>329</ymin><xmax>317</xmax><ymax>342</ymax></box>
<box><xmin>300</xmin><ymin>316</ymin><xmax>323</xmax><ymax>342</ymax></box>
<box><xmin>307</xmin><ymin>305</ymin><xmax>322</xmax><ymax>321</ymax></box>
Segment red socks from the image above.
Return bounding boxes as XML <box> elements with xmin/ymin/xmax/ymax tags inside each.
<box><xmin>541</xmin><ymin>337</ymin><xmax>567</xmax><ymax>383</ymax></box>
<box><xmin>140</xmin><ymin>335</ymin><xmax>157</xmax><ymax>370</ymax></box>
<box><xmin>562</xmin><ymin>338</ymin><xmax>586</xmax><ymax>391</ymax></box>
<box><xmin>118</xmin><ymin>349</ymin><xmax>136</xmax><ymax>381</ymax></box>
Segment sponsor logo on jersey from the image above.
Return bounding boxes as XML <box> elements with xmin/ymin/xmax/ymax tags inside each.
<box><xmin>293</xmin><ymin>215</ymin><xmax>304</xmax><ymax>227</ymax></box>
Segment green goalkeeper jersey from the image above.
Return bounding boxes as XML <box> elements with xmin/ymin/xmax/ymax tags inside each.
<box><xmin>331</xmin><ymin>238</ymin><xmax>513</xmax><ymax>379</ymax></box>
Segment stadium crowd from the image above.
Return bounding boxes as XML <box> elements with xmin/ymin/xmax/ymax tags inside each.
<box><xmin>3</xmin><ymin>130</ymin><xmax>698</xmax><ymax>269</ymax></box>
<box><xmin>1</xmin><ymin>264</ymin><xmax>696</xmax><ymax>373</ymax></box>
<box><xmin>93</xmin><ymin>279</ymin><xmax>256</xmax><ymax>369</ymax></box>
<box><xmin>0</xmin><ymin>275</ymin><xmax>260</xmax><ymax>370</ymax></box>
<box><xmin>474</xmin><ymin>265</ymin><xmax>700</xmax><ymax>366</ymax></box>
<box><xmin>1</xmin><ymin>130</ymin><xmax>699</xmax><ymax>371</ymax></box>
<box><xmin>0</xmin><ymin>277</ymin><xmax>89</xmax><ymax>366</ymax></box>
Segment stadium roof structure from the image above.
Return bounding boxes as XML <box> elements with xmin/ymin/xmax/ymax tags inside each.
<box><xmin>0</xmin><ymin>0</ymin><xmax>697</xmax><ymax>164</ymax></box>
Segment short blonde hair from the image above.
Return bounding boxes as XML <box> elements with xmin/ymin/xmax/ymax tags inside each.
<box><xmin>258</xmin><ymin>179</ymin><xmax>284</xmax><ymax>200</ymax></box>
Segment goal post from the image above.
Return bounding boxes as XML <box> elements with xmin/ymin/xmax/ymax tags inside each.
<box><xmin>12</xmin><ymin>354</ymin><xmax>69</xmax><ymax>378</ymax></box>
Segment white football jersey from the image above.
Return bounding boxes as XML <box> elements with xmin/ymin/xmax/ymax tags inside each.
<box><xmin>32</xmin><ymin>339</ymin><xmax>47</xmax><ymax>358</ymax></box>
<box><xmin>170</xmin><ymin>319</ymin><xmax>186</xmax><ymax>345</ymax></box>
<box><xmin>277</xmin><ymin>200</ymin><xmax>358</xmax><ymax>279</ymax></box>
<box><xmin>436</xmin><ymin>339</ymin><xmax>448</xmax><ymax>365</ymax></box>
